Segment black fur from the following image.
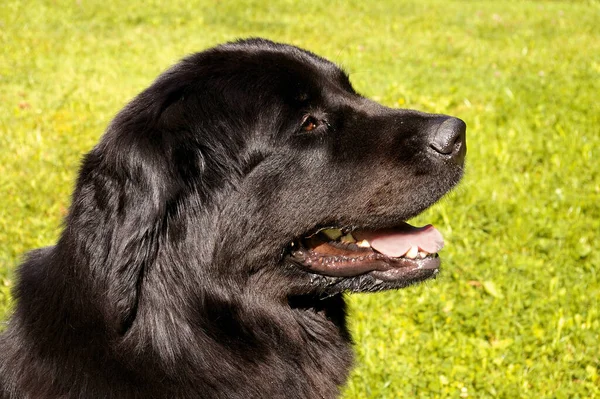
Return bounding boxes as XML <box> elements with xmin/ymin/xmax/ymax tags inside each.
<box><xmin>0</xmin><ymin>39</ymin><xmax>464</xmax><ymax>398</ymax></box>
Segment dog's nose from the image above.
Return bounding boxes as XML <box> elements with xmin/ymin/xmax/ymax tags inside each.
<box><xmin>429</xmin><ymin>117</ymin><xmax>466</xmax><ymax>164</ymax></box>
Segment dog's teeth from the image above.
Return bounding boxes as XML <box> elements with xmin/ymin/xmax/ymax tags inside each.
<box><xmin>405</xmin><ymin>246</ymin><xmax>419</xmax><ymax>259</ymax></box>
<box><xmin>356</xmin><ymin>239</ymin><xmax>371</xmax><ymax>248</ymax></box>
<box><xmin>340</xmin><ymin>233</ymin><xmax>356</xmax><ymax>244</ymax></box>
<box><xmin>321</xmin><ymin>228</ymin><xmax>343</xmax><ymax>240</ymax></box>
<box><xmin>418</xmin><ymin>250</ymin><xmax>428</xmax><ymax>259</ymax></box>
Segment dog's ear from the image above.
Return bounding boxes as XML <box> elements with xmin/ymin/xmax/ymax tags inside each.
<box><xmin>65</xmin><ymin>59</ymin><xmax>249</xmax><ymax>334</ymax></box>
<box><xmin>66</xmin><ymin>80</ymin><xmax>195</xmax><ymax>335</ymax></box>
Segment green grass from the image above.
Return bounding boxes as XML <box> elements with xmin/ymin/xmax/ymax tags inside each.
<box><xmin>1</xmin><ymin>0</ymin><xmax>599</xmax><ymax>397</ymax></box>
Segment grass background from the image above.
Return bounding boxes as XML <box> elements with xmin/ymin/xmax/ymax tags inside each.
<box><xmin>1</xmin><ymin>0</ymin><xmax>599</xmax><ymax>397</ymax></box>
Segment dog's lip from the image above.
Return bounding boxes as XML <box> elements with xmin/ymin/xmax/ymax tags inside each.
<box><xmin>287</xmin><ymin>222</ymin><xmax>443</xmax><ymax>278</ymax></box>
<box><xmin>289</xmin><ymin>248</ymin><xmax>440</xmax><ymax>278</ymax></box>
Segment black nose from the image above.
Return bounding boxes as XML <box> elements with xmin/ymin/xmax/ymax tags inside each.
<box><xmin>429</xmin><ymin>117</ymin><xmax>466</xmax><ymax>164</ymax></box>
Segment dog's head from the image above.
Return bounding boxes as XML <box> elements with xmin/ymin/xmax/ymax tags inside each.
<box><xmin>73</xmin><ymin>39</ymin><xmax>465</xmax><ymax>331</ymax></box>
<box><xmin>188</xmin><ymin>39</ymin><xmax>466</xmax><ymax>295</ymax></box>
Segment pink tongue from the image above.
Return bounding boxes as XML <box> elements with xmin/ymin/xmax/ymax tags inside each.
<box><xmin>353</xmin><ymin>223</ymin><xmax>444</xmax><ymax>257</ymax></box>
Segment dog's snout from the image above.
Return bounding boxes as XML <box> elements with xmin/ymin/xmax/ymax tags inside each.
<box><xmin>429</xmin><ymin>117</ymin><xmax>466</xmax><ymax>164</ymax></box>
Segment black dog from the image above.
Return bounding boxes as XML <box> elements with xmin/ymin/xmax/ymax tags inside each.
<box><xmin>0</xmin><ymin>39</ymin><xmax>466</xmax><ymax>398</ymax></box>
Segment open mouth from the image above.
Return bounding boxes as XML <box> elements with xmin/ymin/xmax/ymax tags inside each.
<box><xmin>288</xmin><ymin>222</ymin><xmax>444</xmax><ymax>281</ymax></box>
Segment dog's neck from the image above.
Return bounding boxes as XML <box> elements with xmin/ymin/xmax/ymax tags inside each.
<box><xmin>6</xmin><ymin>265</ymin><xmax>354</xmax><ymax>398</ymax></box>
<box><xmin>121</xmin><ymin>290</ymin><xmax>355</xmax><ymax>397</ymax></box>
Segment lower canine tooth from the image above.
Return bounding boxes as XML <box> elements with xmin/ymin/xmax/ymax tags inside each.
<box><xmin>356</xmin><ymin>239</ymin><xmax>371</xmax><ymax>248</ymax></box>
<box><xmin>405</xmin><ymin>246</ymin><xmax>419</xmax><ymax>259</ymax></box>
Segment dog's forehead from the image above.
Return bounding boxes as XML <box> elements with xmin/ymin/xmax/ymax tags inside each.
<box><xmin>218</xmin><ymin>40</ymin><xmax>355</xmax><ymax>98</ymax></box>
<box><xmin>274</xmin><ymin>55</ymin><xmax>357</xmax><ymax>107</ymax></box>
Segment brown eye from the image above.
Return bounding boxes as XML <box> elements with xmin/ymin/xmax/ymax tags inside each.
<box><xmin>301</xmin><ymin>116</ymin><xmax>319</xmax><ymax>132</ymax></box>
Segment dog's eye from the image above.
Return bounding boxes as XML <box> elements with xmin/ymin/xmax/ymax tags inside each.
<box><xmin>301</xmin><ymin>115</ymin><xmax>320</xmax><ymax>132</ymax></box>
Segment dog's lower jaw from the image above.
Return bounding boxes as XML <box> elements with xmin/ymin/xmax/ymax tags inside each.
<box><xmin>281</xmin><ymin>257</ymin><xmax>440</xmax><ymax>295</ymax></box>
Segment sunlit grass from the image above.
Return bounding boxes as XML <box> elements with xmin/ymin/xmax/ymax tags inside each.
<box><xmin>1</xmin><ymin>0</ymin><xmax>599</xmax><ymax>397</ymax></box>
